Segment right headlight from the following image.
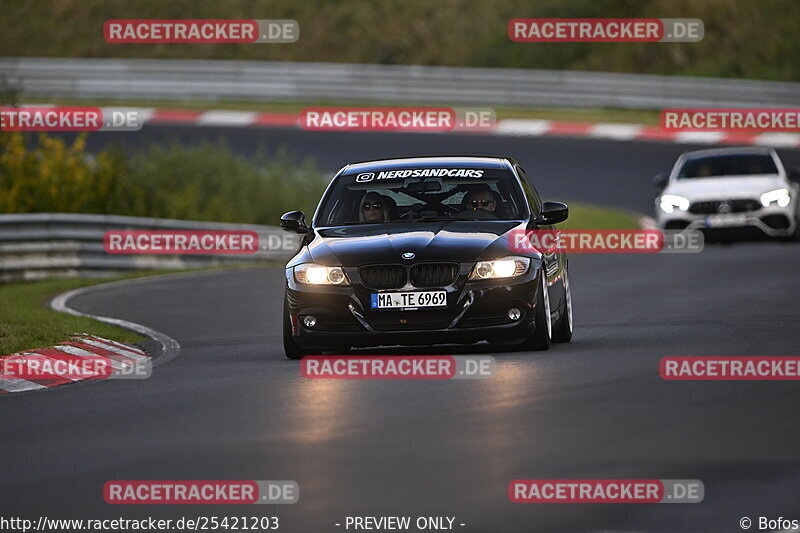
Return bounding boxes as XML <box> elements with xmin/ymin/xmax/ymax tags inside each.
<box><xmin>469</xmin><ymin>256</ymin><xmax>530</xmax><ymax>280</ymax></box>
<box><xmin>659</xmin><ymin>194</ymin><xmax>690</xmax><ymax>214</ymax></box>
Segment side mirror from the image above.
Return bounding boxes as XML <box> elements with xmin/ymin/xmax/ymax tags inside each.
<box><xmin>535</xmin><ymin>202</ymin><xmax>569</xmax><ymax>226</ymax></box>
<box><xmin>788</xmin><ymin>167</ymin><xmax>800</xmax><ymax>184</ymax></box>
<box><xmin>280</xmin><ymin>211</ymin><xmax>309</xmax><ymax>233</ymax></box>
<box><xmin>653</xmin><ymin>172</ymin><xmax>669</xmax><ymax>190</ymax></box>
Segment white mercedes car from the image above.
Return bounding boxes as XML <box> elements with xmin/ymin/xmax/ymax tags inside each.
<box><xmin>655</xmin><ymin>147</ymin><xmax>800</xmax><ymax>239</ymax></box>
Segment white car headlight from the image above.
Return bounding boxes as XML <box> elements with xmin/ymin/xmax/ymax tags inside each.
<box><xmin>294</xmin><ymin>264</ymin><xmax>350</xmax><ymax>285</ymax></box>
<box><xmin>760</xmin><ymin>188</ymin><xmax>791</xmax><ymax>208</ymax></box>
<box><xmin>659</xmin><ymin>194</ymin><xmax>690</xmax><ymax>214</ymax></box>
<box><xmin>469</xmin><ymin>256</ymin><xmax>530</xmax><ymax>280</ymax></box>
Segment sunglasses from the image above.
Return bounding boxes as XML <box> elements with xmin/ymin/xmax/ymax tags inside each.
<box><xmin>469</xmin><ymin>199</ymin><xmax>495</xmax><ymax>208</ymax></box>
<box><xmin>362</xmin><ymin>202</ymin><xmax>383</xmax><ymax>211</ymax></box>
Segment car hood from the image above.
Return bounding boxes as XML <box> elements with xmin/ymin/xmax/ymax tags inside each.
<box><xmin>664</xmin><ymin>175</ymin><xmax>786</xmax><ymax>200</ymax></box>
<box><xmin>297</xmin><ymin>220</ymin><xmax>527</xmax><ymax>266</ymax></box>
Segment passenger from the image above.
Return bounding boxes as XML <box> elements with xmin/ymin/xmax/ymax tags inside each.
<box><xmin>463</xmin><ymin>184</ymin><xmax>497</xmax><ymax>213</ymax></box>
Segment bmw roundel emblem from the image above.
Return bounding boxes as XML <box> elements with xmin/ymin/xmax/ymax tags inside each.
<box><xmin>402</xmin><ymin>252</ymin><xmax>415</xmax><ymax>260</ymax></box>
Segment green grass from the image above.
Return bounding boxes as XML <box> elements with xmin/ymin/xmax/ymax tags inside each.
<box><xmin>21</xmin><ymin>98</ymin><xmax>662</xmax><ymax>126</ymax></box>
<box><xmin>563</xmin><ymin>202</ymin><xmax>642</xmax><ymax>230</ymax></box>
<box><xmin>21</xmin><ymin>98</ymin><xmax>316</xmax><ymax>113</ymax></box>
<box><xmin>0</xmin><ymin>277</ymin><xmax>144</xmax><ymax>356</ymax></box>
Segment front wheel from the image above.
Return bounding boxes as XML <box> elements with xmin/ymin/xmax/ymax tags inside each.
<box><xmin>516</xmin><ymin>270</ymin><xmax>552</xmax><ymax>351</ymax></box>
<box><xmin>551</xmin><ymin>268</ymin><xmax>573</xmax><ymax>343</ymax></box>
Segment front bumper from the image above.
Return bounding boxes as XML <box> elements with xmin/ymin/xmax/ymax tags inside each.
<box><xmin>285</xmin><ymin>263</ymin><xmax>542</xmax><ymax>349</ymax></box>
<box><xmin>657</xmin><ymin>202</ymin><xmax>797</xmax><ymax>237</ymax></box>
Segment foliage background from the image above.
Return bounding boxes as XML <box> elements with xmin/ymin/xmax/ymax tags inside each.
<box><xmin>1</xmin><ymin>0</ymin><xmax>798</xmax><ymax>81</ymax></box>
<box><xmin>0</xmin><ymin>132</ymin><xmax>326</xmax><ymax>224</ymax></box>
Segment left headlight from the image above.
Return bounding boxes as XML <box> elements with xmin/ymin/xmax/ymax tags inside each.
<box><xmin>760</xmin><ymin>188</ymin><xmax>791</xmax><ymax>208</ymax></box>
<box><xmin>469</xmin><ymin>256</ymin><xmax>530</xmax><ymax>280</ymax></box>
<box><xmin>659</xmin><ymin>194</ymin><xmax>690</xmax><ymax>214</ymax></box>
<box><xmin>294</xmin><ymin>263</ymin><xmax>350</xmax><ymax>285</ymax></box>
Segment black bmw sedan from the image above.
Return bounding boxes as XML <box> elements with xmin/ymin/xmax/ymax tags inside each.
<box><xmin>279</xmin><ymin>156</ymin><xmax>572</xmax><ymax>358</ymax></box>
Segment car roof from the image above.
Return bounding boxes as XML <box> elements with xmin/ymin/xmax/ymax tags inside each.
<box><xmin>680</xmin><ymin>146</ymin><xmax>777</xmax><ymax>160</ymax></box>
<box><xmin>342</xmin><ymin>156</ymin><xmax>515</xmax><ymax>174</ymax></box>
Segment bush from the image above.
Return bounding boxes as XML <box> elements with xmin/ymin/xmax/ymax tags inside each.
<box><xmin>0</xmin><ymin>132</ymin><xmax>327</xmax><ymax>224</ymax></box>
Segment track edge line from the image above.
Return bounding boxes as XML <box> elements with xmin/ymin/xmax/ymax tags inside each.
<box><xmin>49</xmin><ymin>278</ymin><xmax>181</xmax><ymax>368</ymax></box>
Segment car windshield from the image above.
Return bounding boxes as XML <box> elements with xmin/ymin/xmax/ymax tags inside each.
<box><xmin>677</xmin><ymin>154</ymin><xmax>778</xmax><ymax>179</ymax></box>
<box><xmin>316</xmin><ymin>166</ymin><xmax>526</xmax><ymax>225</ymax></box>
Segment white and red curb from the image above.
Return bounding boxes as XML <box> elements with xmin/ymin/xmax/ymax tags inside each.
<box><xmin>1</xmin><ymin>273</ymin><xmax>185</xmax><ymax>396</ymax></box>
<box><xmin>0</xmin><ymin>335</ymin><xmax>149</xmax><ymax>394</ymax></box>
<box><xmin>494</xmin><ymin>119</ymin><xmax>800</xmax><ymax>148</ymax></box>
<box><xmin>16</xmin><ymin>104</ymin><xmax>800</xmax><ymax>148</ymax></box>
<box><xmin>110</xmin><ymin>107</ymin><xmax>800</xmax><ymax>148</ymax></box>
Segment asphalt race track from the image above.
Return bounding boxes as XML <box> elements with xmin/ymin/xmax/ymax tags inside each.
<box><xmin>3</xmin><ymin>127</ymin><xmax>800</xmax><ymax>532</ymax></box>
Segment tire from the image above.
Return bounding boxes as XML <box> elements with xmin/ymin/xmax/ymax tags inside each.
<box><xmin>283</xmin><ymin>298</ymin><xmax>309</xmax><ymax>360</ymax></box>
<box><xmin>551</xmin><ymin>268</ymin><xmax>573</xmax><ymax>343</ymax></box>
<box><xmin>516</xmin><ymin>270</ymin><xmax>552</xmax><ymax>351</ymax></box>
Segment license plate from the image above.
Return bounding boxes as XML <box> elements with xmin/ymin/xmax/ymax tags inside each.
<box><xmin>705</xmin><ymin>213</ymin><xmax>748</xmax><ymax>227</ymax></box>
<box><xmin>371</xmin><ymin>291</ymin><xmax>447</xmax><ymax>309</ymax></box>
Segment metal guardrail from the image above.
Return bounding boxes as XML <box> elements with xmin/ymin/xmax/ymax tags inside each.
<box><xmin>0</xmin><ymin>213</ymin><xmax>299</xmax><ymax>282</ymax></box>
<box><xmin>2</xmin><ymin>57</ymin><xmax>799</xmax><ymax>110</ymax></box>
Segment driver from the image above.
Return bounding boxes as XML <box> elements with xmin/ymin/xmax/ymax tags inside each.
<box><xmin>359</xmin><ymin>192</ymin><xmax>392</xmax><ymax>223</ymax></box>
<box><xmin>463</xmin><ymin>184</ymin><xmax>497</xmax><ymax>213</ymax></box>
